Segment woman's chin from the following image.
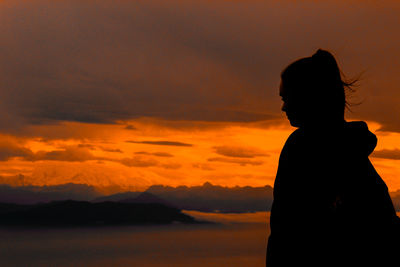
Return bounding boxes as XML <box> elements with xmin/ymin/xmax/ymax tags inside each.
<box><xmin>288</xmin><ymin>119</ymin><xmax>302</xmax><ymax>128</ymax></box>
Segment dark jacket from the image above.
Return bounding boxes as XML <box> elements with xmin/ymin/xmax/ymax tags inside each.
<box><xmin>266</xmin><ymin>121</ymin><xmax>399</xmax><ymax>267</ymax></box>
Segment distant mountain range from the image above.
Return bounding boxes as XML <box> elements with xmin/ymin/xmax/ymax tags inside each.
<box><xmin>145</xmin><ymin>182</ymin><xmax>273</xmax><ymax>213</ymax></box>
<box><xmin>0</xmin><ymin>182</ymin><xmax>399</xmax><ymax>213</ymax></box>
<box><xmin>93</xmin><ymin>182</ymin><xmax>273</xmax><ymax>213</ymax></box>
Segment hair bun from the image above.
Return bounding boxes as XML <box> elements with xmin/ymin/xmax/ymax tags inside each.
<box><xmin>312</xmin><ymin>49</ymin><xmax>334</xmax><ymax>61</ymax></box>
<box><xmin>311</xmin><ymin>49</ymin><xmax>340</xmax><ymax>75</ymax></box>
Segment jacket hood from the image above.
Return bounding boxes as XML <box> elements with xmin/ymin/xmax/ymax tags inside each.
<box><xmin>343</xmin><ymin>121</ymin><xmax>377</xmax><ymax>156</ymax></box>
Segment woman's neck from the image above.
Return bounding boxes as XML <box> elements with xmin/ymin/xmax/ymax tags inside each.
<box><xmin>300</xmin><ymin>119</ymin><xmax>346</xmax><ymax>131</ymax></box>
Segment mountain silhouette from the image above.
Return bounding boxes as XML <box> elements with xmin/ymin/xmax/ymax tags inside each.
<box><xmin>2</xmin><ymin>182</ymin><xmax>399</xmax><ymax>213</ymax></box>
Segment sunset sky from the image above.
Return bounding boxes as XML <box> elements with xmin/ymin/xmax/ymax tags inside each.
<box><xmin>0</xmin><ymin>0</ymin><xmax>399</xmax><ymax>193</ymax></box>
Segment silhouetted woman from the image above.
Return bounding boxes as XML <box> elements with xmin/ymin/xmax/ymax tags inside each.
<box><xmin>266</xmin><ymin>50</ymin><xmax>399</xmax><ymax>267</ymax></box>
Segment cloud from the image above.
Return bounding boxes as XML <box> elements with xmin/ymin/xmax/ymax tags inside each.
<box><xmin>0</xmin><ymin>141</ymin><xmax>34</xmax><ymax>161</ymax></box>
<box><xmin>0</xmin><ymin>137</ymin><xmax>176</xmax><ymax>169</ymax></box>
<box><xmin>78</xmin><ymin>144</ymin><xmax>96</xmax><ymax>150</ymax></box>
<box><xmin>31</xmin><ymin>146</ymin><xmax>98</xmax><ymax>162</ymax></box>
<box><xmin>126</xmin><ymin>140</ymin><xmax>193</xmax><ymax>147</ymax></box>
<box><xmin>372</xmin><ymin>149</ymin><xmax>400</xmax><ymax>160</ymax></box>
<box><xmin>0</xmin><ymin>141</ymin><xmax>100</xmax><ymax>162</ymax></box>
<box><xmin>0</xmin><ymin>0</ymin><xmax>399</xmax><ymax>133</ymax></box>
<box><xmin>118</xmin><ymin>156</ymin><xmax>159</xmax><ymax>168</ymax></box>
<box><xmin>160</xmin><ymin>163</ymin><xmax>182</xmax><ymax>170</ymax></box>
<box><xmin>99</xmin><ymin>147</ymin><xmax>123</xmax><ymax>153</ymax></box>
<box><xmin>124</xmin><ymin>125</ymin><xmax>137</xmax><ymax>130</ymax></box>
<box><xmin>134</xmin><ymin>151</ymin><xmax>174</xmax><ymax>157</ymax></box>
<box><xmin>0</xmin><ymin>0</ymin><xmax>279</xmax><ymax>131</ymax></box>
<box><xmin>78</xmin><ymin>143</ymin><xmax>124</xmax><ymax>153</ymax></box>
<box><xmin>213</xmin><ymin>146</ymin><xmax>269</xmax><ymax>158</ymax></box>
<box><xmin>207</xmin><ymin>157</ymin><xmax>263</xmax><ymax>166</ymax></box>
<box><xmin>192</xmin><ymin>163</ymin><xmax>215</xmax><ymax>171</ymax></box>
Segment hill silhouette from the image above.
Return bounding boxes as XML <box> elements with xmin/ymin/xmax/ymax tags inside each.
<box><xmin>93</xmin><ymin>191</ymin><xmax>142</xmax><ymax>203</ymax></box>
<box><xmin>0</xmin><ymin>200</ymin><xmax>196</xmax><ymax>227</ymax></box>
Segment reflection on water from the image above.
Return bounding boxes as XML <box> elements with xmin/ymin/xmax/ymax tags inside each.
<box><xmin>0</xmin><ymin>212</ymin><xmax>269</xmax><ymax>267</ymax></box>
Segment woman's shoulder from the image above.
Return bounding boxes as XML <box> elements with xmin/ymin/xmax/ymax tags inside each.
<box><xmin>284</xmin><ymin>128</ymin><xmax>305</xmax><ymax>147</ymax></box>
<box><xmin>279</xmin><ymin>129</ymin><xmax>306</xmax><ymax>159</ymax></box>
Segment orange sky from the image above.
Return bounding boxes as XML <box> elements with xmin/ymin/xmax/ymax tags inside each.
<box><xmin>0</xmin><ymin>1</ymin><xmax>399</xmax><ymax>193</ymax></box>
<box><xmin>0</xmin><ymin>118</ymin><xmax>399</xmax><ymax>193</ymax></box>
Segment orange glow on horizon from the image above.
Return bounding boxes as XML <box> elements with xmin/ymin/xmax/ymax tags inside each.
<box><xmin>0</xmin><ymin>118</ymin><xmax>399</xmax><ymax>193</ymax></box>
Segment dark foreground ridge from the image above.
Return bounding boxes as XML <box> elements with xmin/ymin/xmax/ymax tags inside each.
<box><xmin>0</xmin><ymin>200</ymin><xmax>198</xmax><ymax>227</ymax></box>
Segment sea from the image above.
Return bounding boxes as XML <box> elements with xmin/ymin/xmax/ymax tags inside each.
<box><xmin>0</xmin><ymin>211</ymin><xmax>269</xmax><ymax>267</ymax></box>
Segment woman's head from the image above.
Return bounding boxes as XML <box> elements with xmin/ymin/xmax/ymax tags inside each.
<box><xmin>280</xmin><ymin>49</ymin><xmax>352</xmax><ymax>128</ymax></box>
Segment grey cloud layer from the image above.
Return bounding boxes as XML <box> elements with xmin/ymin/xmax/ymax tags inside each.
<box><xmin>0</xmin><ymin>141</ymin><xmax>33</xmax><ymax>161</ymax></box>
<box><xmin>0</xmin><ymin>141</ymin><xmax>179</xmax><ymax>168</ymax></box>
<box><xmin>0</xmin><ymin>142</ymin><xmax>97</xmax><ymax>162</ymax></box>
<box><xmin>117</xmin><ymin>156</ymin><xmax>181</xmax><ymax>169</ymax></box>
<box><xmin>0</xmin><ymin>1</ymin><xmax>399</xmax><ymax>133</ymax></box>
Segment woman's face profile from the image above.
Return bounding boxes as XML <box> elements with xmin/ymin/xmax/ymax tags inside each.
<box><xmin>279</xmin><ymin>80</ymin><xmax>306</xmax><ymax>127</ymax></box>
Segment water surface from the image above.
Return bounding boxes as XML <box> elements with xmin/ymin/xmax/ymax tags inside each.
<box><xmin>0</xmin><ymin>211</ymin><xmax>269</xmax><ymax>267</ymax></box>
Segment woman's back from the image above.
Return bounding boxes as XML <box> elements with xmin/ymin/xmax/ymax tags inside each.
<box><xmin>267</xmin><ymin>121</ymin><xmax>399</xmax><ymax>266</ymax></box>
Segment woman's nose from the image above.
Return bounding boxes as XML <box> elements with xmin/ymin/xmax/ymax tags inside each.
<box><xmin>281</xmin><ymin>102</ymin><xmax>287</xmax><ymax>112</ymax></box>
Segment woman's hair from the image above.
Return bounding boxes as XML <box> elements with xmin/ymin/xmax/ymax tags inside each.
<box><xmin>281</xmin><ymin>49</ymin><xmax>357</xmax><ymax>120</ymax></box>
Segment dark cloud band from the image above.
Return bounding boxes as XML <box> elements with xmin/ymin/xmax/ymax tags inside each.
<box><xmin>126</xmin><ymin>141</ymin><xmax>193</xmax><ymax>147</ymax></box>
